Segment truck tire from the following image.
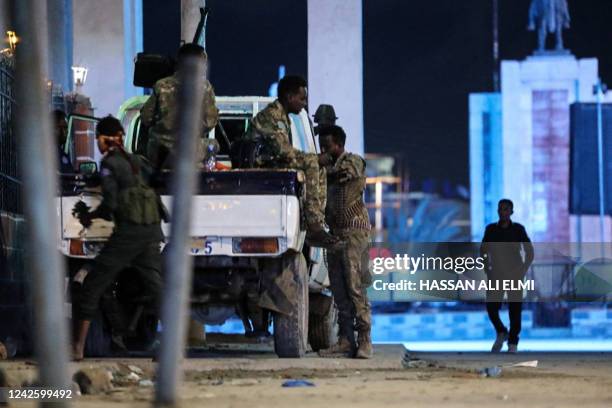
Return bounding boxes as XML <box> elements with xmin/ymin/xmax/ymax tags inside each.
<box><xmin>273</xmin><ymin>252</ymin><xmax>309</xmax><ymax>358</ymax></box>
<box><xmin>308</xmin><ymin>294</ymin><xmax>338</xmax><ymax>351</ymax></box>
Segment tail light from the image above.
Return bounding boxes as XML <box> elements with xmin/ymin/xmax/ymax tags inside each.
<box><xmin>69</xmin><ymin>239</ymin><xmax>103</xmax><ymax>256</ymax></box>
<box><xmin>69</xmin><ymin>239</ymin><xmax>85</xmax><ymax>256</ymax></box>
<box><xmin>232</xmin><ymin>238</ymin><xmax>279</xmax><ymax>254</ymax></box>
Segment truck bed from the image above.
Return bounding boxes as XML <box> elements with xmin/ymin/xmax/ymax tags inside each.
<box><xmin>58</xmin><ymin>169</ymin><xmax>305</xmax><ymax>257</ymax></box>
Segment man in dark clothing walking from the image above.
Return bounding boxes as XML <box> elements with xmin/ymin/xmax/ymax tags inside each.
<box><xmin>71</xmin><ymin>116</ymin><xmax>163</xmax><ymax>360</ymax></box>
<box><xmin>481</xmin><ymin>199</ymin><xmax>534</xmax><ymax>353</ymax></box>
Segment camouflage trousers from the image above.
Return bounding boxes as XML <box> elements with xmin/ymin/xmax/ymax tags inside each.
<box><xmin>286</xmin><ymin>150</ymin><xmax>327</xmax><ymax>229</ymax></box>
<box><xmin>327</xmin><ymin>229</ymin><xmax>371</xmax><ymax>334</ymax></box>
<box><xmin>147</xmin><ymin>132</ymin><xmax>216</xmax><ymax>170</ymax></box>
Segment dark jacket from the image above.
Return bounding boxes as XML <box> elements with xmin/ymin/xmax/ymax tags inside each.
<box><xmin>92</xmin><ymin>148</ymin><xmax>162</xmax><ymax>241</ymax></box>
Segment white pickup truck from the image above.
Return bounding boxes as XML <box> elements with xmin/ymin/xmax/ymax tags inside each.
<box><xmin>58</xmin><ymin>96</ymin><xmax>337</xmax><ymax>357</ymax></box>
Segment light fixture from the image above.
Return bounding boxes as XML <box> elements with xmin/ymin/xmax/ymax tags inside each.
<box><xmin>7</xmin><ymin>31</ymin><xmax>17</xmax><ymax>51</ymax></box>
<box><xmin>71</xmin><ymin>65</ymin><xmax>88</xmax><ymax>89</ymax></box>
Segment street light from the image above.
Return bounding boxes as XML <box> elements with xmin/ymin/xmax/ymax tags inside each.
<box><xmin>71</xmin><ymin>65</ymin><xmax>88</xmax><ymax>91</ymax></box>
<box><xmin>7</xmin><ymin>30</ymin><xmax>17</xmax><ymax>51</ymax></box>
<box><xmin>1</xmin><ymin>31</ymin><xmax>18</xmax><ymax>55</ymax></box>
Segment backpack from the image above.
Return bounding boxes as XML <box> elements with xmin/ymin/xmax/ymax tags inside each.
<box><xmin>111</xmin><ymin>151</ymin><xmax>162</xmax><ymax>225</ymax></box>
<box><xmin>117</xmin><ymin>177</ymin><xmax>162</xmax><ymax>225</ymax></box>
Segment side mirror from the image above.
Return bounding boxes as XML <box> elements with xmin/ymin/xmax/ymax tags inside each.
<box><xmin>79</xmin><ymin>161</ymin><xmax>98</xmax><ymax>175</ymax></box>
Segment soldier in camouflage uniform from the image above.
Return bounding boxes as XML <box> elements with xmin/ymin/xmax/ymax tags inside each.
<box><xmin>249</xmin><ymin>75</ymin><xmax>342</xmax><ymax>249</ymax></box>
<box><xmin>141</xmin><ymin>43</ymin><xmax>218</xmax><ymax>169</ymax></box>
<box><xmin>318</xmin><ymin>125</ymin><xmax>373</xmax><ymax>359</ymax></box>
<box><xmin>71</xmin><ymin>116</ymin><xmax>164</xmax><ymax>361</ymax></box>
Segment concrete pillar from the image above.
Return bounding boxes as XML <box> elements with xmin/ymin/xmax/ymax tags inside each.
<box><xmin>469</xmin><ymin>93</ymin><xmax>502</xmax><ymax>240</ymax></box>
<box><xmin>181</xmin><ymin>0</ymin><xmax>202</xmax><ymax>44</ymax></box>
<box><xmin>72</xmin><ymin>0</ymin><xmax>142</xmax><ymax>116</ymax></box>
<box><xmin>308</xmin><ymin>0</ymin><xmax>363</xmax><ymax>154</ymax></box>
<box><xmin>47</xmin><ymin>0</ymin><xmax>72</xmax><ymax>92</ymax></box>
<box><xmin>123</xmin><ymin>0</ymin><xmax>143</xmax><ymax>99</ymax></box>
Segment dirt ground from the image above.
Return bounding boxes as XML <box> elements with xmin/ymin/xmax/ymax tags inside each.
<box><xmin>2</xmin><ymin>335</ymin><xmax>611</xmax><ymax>407</ymax></box>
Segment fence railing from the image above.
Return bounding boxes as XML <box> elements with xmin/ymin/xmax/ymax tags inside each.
<box><xmin>0</xmin><ymin>54</ymin><xmax>20</xmax><ymax>214</ymax></box>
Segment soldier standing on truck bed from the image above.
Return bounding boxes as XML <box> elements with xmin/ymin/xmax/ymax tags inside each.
<box><xmin>318</xmin><ymin>125</ymin><xmax>373</xmax><ymax>359</ymax></box>
<box><xmin>249</xmin><ymin>75</ymin><xmax>343</xmax><ymax>250</ymax></box>
<box><xmin>140</xmin><ymin>43</ymin><xmax>219</xmax><ymax>170</ymax></box>
<box><xmin>71</xmin><ymin>116</ymin><xmax>164</xmax><ymax>361</ymax></box>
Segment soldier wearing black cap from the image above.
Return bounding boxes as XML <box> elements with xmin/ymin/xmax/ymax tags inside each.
<box><xmin>313</xmin><ymin>104</ymin><xmax>338</xmax><ymax>135</ymax></box>
<box><xmin>71</xmin><ymin>116</ymin><xmax>164</xmax><ymax>361</ymax></box>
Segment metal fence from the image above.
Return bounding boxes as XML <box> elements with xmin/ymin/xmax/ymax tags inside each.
<box><xmin>0</xmin><ymin>54</ymin><xmax>20</xmax><ymax>214</ymax></box>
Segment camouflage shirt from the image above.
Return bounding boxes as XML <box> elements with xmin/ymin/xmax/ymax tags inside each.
<box><xmin>325</xmin><ymin>151</ymin><xmax>371</xmax><ymax>231</ymax></box>
<box><xmin>140</xmin><ymin>73</ymin><xmax>218</xmax><ymax>148</ymax></box>
<box><xmin>250</xmin><ymin>99</ymin><xmax>296</xmax><ymax>162</ymax></box>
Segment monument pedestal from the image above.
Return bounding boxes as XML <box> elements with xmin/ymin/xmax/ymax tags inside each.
<box><xmin>470</xmin><ymin>55</ymin><xmax>611</xmax><ymax>242</ymax></box>
<box><xmin>501</xmin><ymin>55</ymin><xmax>611</xmax><ymax>242</ymax></box>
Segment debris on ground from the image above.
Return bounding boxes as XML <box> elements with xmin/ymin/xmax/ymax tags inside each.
<box><xmin>282</xmin><ymin>379</ymin><xmax>316</xmax><ymax>388</ymax></box>
<box><xmin>402</xmin><ymin>354</ymin><xmax>439</xmax><ymax>369</ymax></box>
<box><xmin>479</xmin><ymin>366</ymin><xmax>502</xmax><ymax>378</ymax></box>
<box><xmin>138</xmin><ymin>379</ymin><xmax>154</xmax><ymax>387</ymax></box>
<box><xmin>71</xmin><ymin>381</ymin><xmax>82</xmax><ymax>397</ymax></box>
<box><xmin>510</xmin><ymin>360</ymin><xmax>538</xmax><ymax>368</ymax></box>
<box><xmin>126</xmin><ymin>372</ymin><xmax>140</xmax><ymax>382</ymax></box>
<box><xmin>228</xmin><ymin>379</ymin><xmax>260</xmax><ymax>386</ymax></box>
<box><xmin>73</xmin><ymin>368</ymin><xmax>114</xmax><ymax>394</ymax></box>
<box><xmin>111</xmin><ymin>363</ymin><xmax>152</xmax><ymax>387</ymax></box>
<box><xmin>0</xmin><ymin>366</ymin><xmax>36</xmax><ymax>388</ymax></box>
<box><xmin>127</xmin><ymin>365</ymin><xmax>144</xmax><ymax>376</ymax></box>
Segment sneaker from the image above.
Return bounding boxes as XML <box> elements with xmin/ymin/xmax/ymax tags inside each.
<box><xmin>491</xmin><ymin>332</ymin><xmax>508</xmax><ymax>353</ymax></box>
<box><xmin>507</xmin><ymin>343</ymin><xmax>518</xmax><ymax>354</ymax></box>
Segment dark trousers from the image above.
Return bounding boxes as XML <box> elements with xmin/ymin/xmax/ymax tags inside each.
<box><xmin>76</xmin><ymin>227</ymin><xmax>162</xmax><ymax>321</ymax></box>
<box><xmin>486</xmin><ymin>288</ymin><xmax>523</xmax><ymax>345</ymax></box>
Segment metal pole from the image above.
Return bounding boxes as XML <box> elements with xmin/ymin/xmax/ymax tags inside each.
<box><xmin>155</xmin><ymin>56</ymin><xmax>206</xmax><ymax>406</ymax></box>
<box><xmin>595</xmin><ymin>80</ymin><xmax>607</xmax><ymax>250</ymax></box>
<box><xmin>492</xmin><ymin>0</ymin><xmax>500</xmax><ymax>92</ymax></box>
<box><xmin>11</xmin><ymin>0</ymin><xmax>71</xmax><ymax>406</ymax></box>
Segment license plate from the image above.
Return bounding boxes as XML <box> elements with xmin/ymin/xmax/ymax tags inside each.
<box><xmin>190</xmin><ymin>237</ymin><xmax>217</xmax><ymax>255</ymax></box>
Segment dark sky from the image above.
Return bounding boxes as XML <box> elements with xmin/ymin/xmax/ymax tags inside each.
<box><xmin>144</xmin><ymin>0</ymin><xmax>612</xmax><ymax>189</ymax></box>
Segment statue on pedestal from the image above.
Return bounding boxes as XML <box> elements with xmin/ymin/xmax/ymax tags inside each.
<box><xmin>528</xmin><ymin>0</ymin><xmax>571</xmax><ymax>53</ymax></box>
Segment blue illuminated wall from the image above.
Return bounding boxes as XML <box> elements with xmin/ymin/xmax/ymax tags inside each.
<box><xmin>469</xmin><ymin>93</ymin><xmax>502</xmax><ymax>241</ymax></box>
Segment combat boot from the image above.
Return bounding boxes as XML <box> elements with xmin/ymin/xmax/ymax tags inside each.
<box><xmin>305</xmin><ymin>226</ymin><xmax>346</xmax><ymax>251</ymax></box>
<box><xmin>355</xmin><ymin>330</ymin><xmax>373</xmax><ymax>359</ymax></box>
<box><xmin>318</xmin><ymin>336</ymin><xmax>355</xmax><ymax>358</ymax></box>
